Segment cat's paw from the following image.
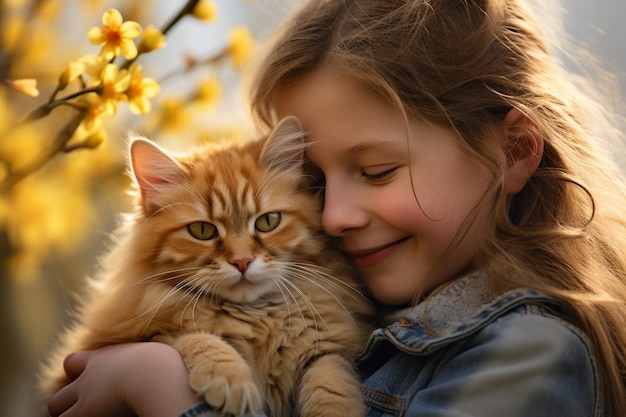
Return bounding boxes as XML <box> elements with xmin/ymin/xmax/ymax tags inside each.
<box><xmin>189</xmin><ymin>361</ymin><xmax>262</xmax><ymax>415</ymax></box>
<box><xmin>189</xmin><ymin>364</ymin><xmax>262</xmax><ymax>415</ymax></box>
<box><xmin>298</xmin><ymin>354</ymin><xmax>367</xmax><ymax>417</ymax></box>
<box><xmin>174</xmin><ymin>334</ymin><xmax>262</xmax><ymax>415</ymax></box>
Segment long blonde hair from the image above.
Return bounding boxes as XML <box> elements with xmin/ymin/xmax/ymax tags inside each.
<box><xmin>249</xmin><ymin>0</ymin><xmax>626</xmax><ymax>412</ymax></box>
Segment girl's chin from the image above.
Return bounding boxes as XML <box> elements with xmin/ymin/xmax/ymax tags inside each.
<box><xmin>365</xmin><ymin>282</ymin><xmax>415</xmax><ymax>308</ymax></box>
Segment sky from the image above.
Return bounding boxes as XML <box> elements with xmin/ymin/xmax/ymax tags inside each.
<box><xmin>555</xmin><ymin>0</ymin><xmax>626</xmax><ymax>100</ymax></box>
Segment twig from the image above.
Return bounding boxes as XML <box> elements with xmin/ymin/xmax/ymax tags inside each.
<box><xmin>120</xmin><ymin>0</ymin><xmax>201</xmax><ymax>70</ymax></box>
<box><xmin>1</xmin><ymin>112</ymin><xmax>84</xmax><ymax>191</ymax></box>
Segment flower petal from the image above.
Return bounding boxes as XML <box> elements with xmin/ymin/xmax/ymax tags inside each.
<box><xmin>141</xmin><ymin>79</ymin><xmax>160</xmax><ymax>97</ymax></box>
<box><xmin>228</xmin><ymin>26</ymin><xmax>255</xmax><ymax>69</ymax></box>
<box><xmin>121</xmin><ymin>21</ymin><xmax>142</xmax><ymax>39</ymax></box>
<box><xmin>138</xmin><ymin>25</ymin><xmax>166</xmax><ymax>53</ymax></box>
<box><xmin>9</xmin><ymin>79</ymin><xmax>39</xmax><ymax>97</ymax></box>
<box><xmin>119</xmin><ymin>39</ymin><xmax>138</xmax><ymax>60</ymax></box>
<box><xmin>87</xmin><ymin>27</ymin><xmax>106</xmax><ymax>45</ymax></box>
<box><xmin>102</xmin><ymin>9</ymin><xmax>122</xmax><ymax>27</ymax></box>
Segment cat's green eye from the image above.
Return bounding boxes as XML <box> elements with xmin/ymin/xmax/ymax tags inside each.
<box><xmin>255</xmin><ymin>212</ymin><xmax>281</xmax><ymax>232</ymax></box>
<box><xmin>187</xmin><ymin>221</ymin><xmax>218</xmax><ymax>240</ymax></box>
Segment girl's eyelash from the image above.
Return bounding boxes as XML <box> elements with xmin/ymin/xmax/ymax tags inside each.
<box><xmin>362</xmin><ymin>167</ymin><xmax>397</xmax><ymax>181</ymax></box>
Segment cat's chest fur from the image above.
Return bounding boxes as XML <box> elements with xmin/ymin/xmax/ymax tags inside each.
<box><xmin>148</xmin><ymin>278</ymin><xmax>366</xmax><ymax>353</ymax></box>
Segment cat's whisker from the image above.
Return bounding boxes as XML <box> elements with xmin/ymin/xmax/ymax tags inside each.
<box><xmin>279</xmin><ymin>262</ymin><xmax>361</xmax><ymax>297</ymax></box>
<box><xmin>178</xmin><ymin>182</ymin><xmax>209</xmax><ymax>210</ymax></box>
<box><xmin>142</xmin><ymin>201</ymin><xmax>198</xmax><ymax>221</ymax></box>
<box><xmin>134</xmin><ymin>267</ymin><xmax>203</xmax><ymax>285</ymax></box>
<box><xmin>254</xmin><ymin>169</ymin><xmax>281</xmax><ymax>202</ymax></box>
<box><xmin>192</xmin><ymin>274</ymin><xmax>221</xmax><ymax>306</ymax></box>
<box><xmin>137</xmin><ymin>280</ymin><xmax>191</xmax><ymax>335</ymax></box>
<box><xmin>284</xmin><ymin>262</ymin><xmax>372</xmax><ymax>304</ymax></box>
<box><xmin>306</xmin><ymin>184</ymin><xmax>326</xmax><ymax>196</ymax></box>
<box><xmin>137</xmin><ymin>275</ymin><xmax>195</xmax><ymax>319</ymax></box>
<box><xmin>190</xmin><ymin>282</ymin><xmax>215</xmax><ymax>330</ymax></box>
<box><xmin>280</xmin><ymin>277</ymin><xmax>324</xmax><ymax>326</ymax></box>
<box><xmin>134</xmin><ymin>270</ymin><xmax>224</xmax><ymax>331</ymax></box>
<box><xmin>181</xmin><ymin>275</ymin><xmax>216</xmax><ymax>331</ymax></box>
<box><xmin>253</xmin><ymin>172</ymin><xmax>269</xmax><ymax>199</ymax></box>
<box><xmin>275</xmin><ymin>277</ymin><xmax>323</xmax><ymax>350</ymax></box>
<box><xmin>271</xmin><ymin>278</ymin><xmax>296</xmax><ymax>334</ymax></box>
<box><xmin>139</xmin><ymin>273</ymin><xmax>209</xmax><ymax>330</ymax></box>
<box><xmin>279</xmin><ymin>263</ymin><xmax>369</xmax><ymax>326</ymax></box>
<box><xmin>273</xmin><ymin>277</ymin><xmax>309</xmax><ymax>325</ymax></box>
<box><xmin>182</xmin><ymin>286</ymin><xmax>202</xmax><ymax>331</ymax></box>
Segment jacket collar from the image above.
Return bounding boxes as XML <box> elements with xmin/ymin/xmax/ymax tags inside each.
<box><xmin>367</xmin><ymin>271</ymin><xmax>556</xmax><ymax>355</ymax></box>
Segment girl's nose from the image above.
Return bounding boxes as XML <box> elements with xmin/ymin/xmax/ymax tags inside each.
<box><xmin>321</xmin><ymin>181</ymin><xmax>369</xmax><ymax>236</ymax></box>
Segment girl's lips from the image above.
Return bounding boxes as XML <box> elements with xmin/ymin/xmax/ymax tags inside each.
<box><xmin>347</xmin><ymin>238</ymin><xmax>408</xmax><ymax>268</ymax></box>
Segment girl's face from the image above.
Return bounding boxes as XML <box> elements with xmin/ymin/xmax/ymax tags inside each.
<box><xmin>274</xmin><ymin>67</ymin><xmax>493</xmax><ymax>306</ymax></box>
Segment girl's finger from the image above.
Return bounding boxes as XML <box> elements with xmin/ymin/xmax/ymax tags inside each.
<box><xmin>63</xmin><ymin>351</ymin><xmax>94</xmax><ymax>382</ymax></box>
<box><xmin>47</xmin><ymin>381</ymin><xmax>78</xmax><ymax>417</ymax></box>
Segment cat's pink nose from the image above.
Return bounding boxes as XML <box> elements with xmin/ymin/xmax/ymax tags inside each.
<box><xmin>231</xmin><ymin>257</ymin><xmax>254</xmax><ymax>273</ymax></box>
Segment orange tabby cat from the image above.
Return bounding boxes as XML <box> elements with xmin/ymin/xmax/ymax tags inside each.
<box><xmin>39</xmin><ymin>116</ymin><xmax>374</xmax><ymax>417</ymax></box>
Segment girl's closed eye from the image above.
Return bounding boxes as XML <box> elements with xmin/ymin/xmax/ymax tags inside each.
<box><xmin>361</xmin><ymin>165</ymin><xmax>398</xmax><ymax>183</ymax></box>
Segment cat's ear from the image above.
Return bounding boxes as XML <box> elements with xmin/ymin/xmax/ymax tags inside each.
<box><xmin>129</xmin><ymin>136</ymin><xmax>185</xmax><ymax>203</ymax></box>
<box><xmin>260</xmin><ymin>116</ymin><xmax>309</xmax><ymax>175</ymax></box>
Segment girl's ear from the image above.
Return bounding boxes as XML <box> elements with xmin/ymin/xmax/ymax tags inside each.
<box><xmin>502</xmin><ymin>108</ymin><xmax>544</xmax><ymax>194</ymax></box>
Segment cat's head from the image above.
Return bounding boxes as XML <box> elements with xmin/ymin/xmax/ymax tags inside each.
<box><xmin>127</xmin><ymin>116</ymin><xmax>325</xmax><ymax>304</ymax></box>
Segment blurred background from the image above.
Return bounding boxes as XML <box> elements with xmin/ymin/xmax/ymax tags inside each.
<box><xmin>0</xmin><ymin>0</ymin><xmax>624</xmax><ymax>415</ymax></box>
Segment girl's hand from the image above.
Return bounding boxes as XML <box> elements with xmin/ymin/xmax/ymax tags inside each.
<box><xmin>47</xmin><ymin>342</ymin><xmax>202</xmax><ymax>417</ymax></box>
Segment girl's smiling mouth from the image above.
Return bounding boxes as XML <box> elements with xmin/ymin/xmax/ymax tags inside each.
<box><xmin>347</xmin><ymin>237</ymin><xmax>410</xmax><ymax>268</ymax></box>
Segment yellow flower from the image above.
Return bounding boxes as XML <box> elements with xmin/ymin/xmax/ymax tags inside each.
<box><xmin>138</xmin><ymin>25</ymin><xmax>166</xmax><ymax>54</ymax></box>
<box><xmin>77</xmin><ymin>127</ymin><xmax>107</xmax><ymax>149</ymax></box>
<box><xmin>87</xmin><ymin>8</ymin><xmax>142</xmax><ymax>60</ymax></box>
<box><xmin>7</xmin><ymin>78</ymin><xmax>39</xmax><ymax>97</ymax></box>
<box><xmin>99</xmin><ymin>63</ymin><xmax>130</xmax><ymax>117</ymax></box>
<box><xmin>127</xmin><ymin>64</ymin><xmax>160</xmax><ymax>115</ymax></box>
<box><xmin>195</xmin><ymin>76</ymin><xmax>222</xmax><ymax>107</ymax></box>
<box><xmin>67</xmin><ymin>117</ymin><xmax>107</xmax><ymax>151</ymax></box>
<box><xmin>227</xmin><ymin>26</ymin><xmax>255</xmax><ymax>69</ymax></box>
<box><xmin>79</xmin><ymin>55</ymin><xmax>109</xmax><ymax>86</ymax></box>
<box><xmin>58</xmin><ymin>59</ymin><xmax>85</xmax><ymax>90</ymax></box>
<box><xmin>83</xmin><ymin>128</ymin><xmax>107</xmax><ymax>149</ymax></box>
<box><xmin>77</xmin><ymin>92</ymin><xmax>105</xmax><ymax>132</ymax></box>
<box><xmin>192</xmin><ymin>0</ymin><xmax>218</xmax><ymax>23</ymax></box>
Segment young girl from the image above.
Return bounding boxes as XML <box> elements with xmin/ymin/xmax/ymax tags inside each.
<box><xmin>48</xmin><ymin>0</ymin><xmax>626</xmax><ymax>416</ymax></box>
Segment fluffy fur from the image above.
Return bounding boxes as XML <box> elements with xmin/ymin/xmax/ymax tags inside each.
<box><xmin>39</xmin><ymin>116</ymin><xmax>374</xmax><ymax>417</ymax></box>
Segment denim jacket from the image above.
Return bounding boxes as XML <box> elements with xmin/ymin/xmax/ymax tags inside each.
<box><xmin>179</xmin><ymin>272</ymin><xmax>604</xmax><ymax>417</ymax></box>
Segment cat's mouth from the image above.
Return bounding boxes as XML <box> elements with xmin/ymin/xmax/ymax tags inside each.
<box><xmin>221</xmin><ymin>272</ymin><xmax>283</xmax><ymax>304</ymax></box>
<box><xmin>228</xmin><ymin>277</ymin><xmax>258</xmax><ymax>290</ymax></box>
<box><xmin>179</xmin><ymin>277</ymin><xmax>257</xmax><ymax>296</ymax></box>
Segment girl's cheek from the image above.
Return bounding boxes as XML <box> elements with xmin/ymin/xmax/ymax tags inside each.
<box><xmin>383</xmin><ymin>197</ymin><xmax>432</xmax><ymax>234</ymax></box>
